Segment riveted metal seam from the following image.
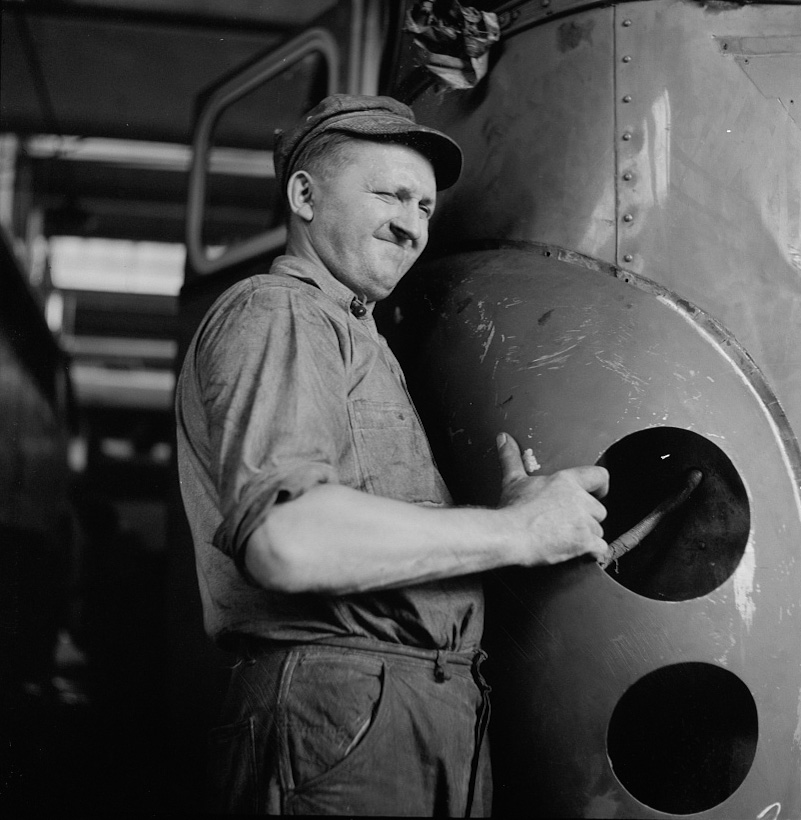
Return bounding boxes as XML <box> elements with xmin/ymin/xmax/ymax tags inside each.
<box><xmin>613</xmin><ymin>3</ymin><xmax>621</xmax><ymax>268</ymax></box>
<box><xmin>615</xmin><ymin>1</ymin><xmax>641</xmax><ymax>272</ymax></box>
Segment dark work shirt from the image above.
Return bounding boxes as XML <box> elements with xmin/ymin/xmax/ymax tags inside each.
<box><xmin>175</xmin><ymin>255</ymin><xmax>484</xmax><ymax>651</ymax></box>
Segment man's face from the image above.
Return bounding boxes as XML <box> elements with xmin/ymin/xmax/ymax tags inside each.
<box><xmin>307</xmin><ymin>140</ymin><xmax>437</xmax><ymax>303</ymax></box>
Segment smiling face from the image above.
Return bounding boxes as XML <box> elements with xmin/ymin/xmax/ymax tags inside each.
<box><xmin>287</xmin><ymin>138</ymin><xmax>437</xmax><ymax>303</ymax></box>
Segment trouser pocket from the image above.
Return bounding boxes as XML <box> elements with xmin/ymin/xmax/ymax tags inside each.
<box><xmin>279</xmin><ymin>652</ymin><xmax>387</xmax><ymax>793</ymax></box>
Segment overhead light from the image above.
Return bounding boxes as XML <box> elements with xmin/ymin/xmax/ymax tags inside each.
<box><xmin>25</xmin><ymin>135</ymin><xmax>274</xmax><ymax>178</ymax></box>
<box><xmin>62</xmin><ymin>336</ymin><xmax>177</xmax><ymax>364</ymax></box>
<box><xmin>49</xmin><ymin>236</ymin><xmax>184</xmax><ymax>295</ymax></box>
<box><xmin>71</xmin><ymin>364</ymin><xmax>175</xmax><ymax>411</ymax></box>
<box><xmin>45</xmin><ymin>290</ymin><xmax>65</xmax><ymax>334</ymax></box>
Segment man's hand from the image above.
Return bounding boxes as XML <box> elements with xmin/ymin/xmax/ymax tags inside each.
<box><xmin>495</xmin><ymin>432</ymin><xmax>610</xmax><ymax>565</ymax></box>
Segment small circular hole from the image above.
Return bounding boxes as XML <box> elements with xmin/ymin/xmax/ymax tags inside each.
<box><xmin>597</xmin><ymin>427</ymin><xmax>749</xmax><ymax>600</ymax></box>
<box><xmin>607</xmin><ymin>662</ymin><xmax>758</xmax><ymax>814</ymax></box>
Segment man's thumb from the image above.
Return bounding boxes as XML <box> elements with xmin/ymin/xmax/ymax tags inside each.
<box><xmin>496</xmin><ymin>432</ymin><xmax>526</xmax><ymax>480</ymax></box>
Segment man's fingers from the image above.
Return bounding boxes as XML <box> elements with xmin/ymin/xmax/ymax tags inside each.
<box><xmin>496</xmin><ymin>432</ymin><xmax>527</xmax><ymax>482</ymax></box>
<box><xmin>571</xmin><ymin>465</ymin><xmax>610</xmax><ymax>499</ymax></box>
<box><xmin>591</xmin><ymin>537</ymin><xmax>610</xmax><ymax>563</ymax></box>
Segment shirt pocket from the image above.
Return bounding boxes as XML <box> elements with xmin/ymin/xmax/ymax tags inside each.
<box><xmin>348</xmin><ymin>399</ymin><xmax>449</xmax><ymax>504</ymax></box>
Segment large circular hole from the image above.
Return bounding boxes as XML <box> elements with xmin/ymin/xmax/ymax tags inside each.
<box><xmin>597</xmin><ymin>427</ymin><xmax>749</xmax><ymax>600</ymax></box>
<box><xmin>607</xmin><ymin>662</ymin><xmax>758</xmax><ymax>815</ymax></box>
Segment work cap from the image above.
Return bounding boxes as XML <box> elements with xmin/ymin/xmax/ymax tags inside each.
<box><xmin>273</xmin><ymin>93</ymin><xmax>463</xmax><ymax>193</ymax></box>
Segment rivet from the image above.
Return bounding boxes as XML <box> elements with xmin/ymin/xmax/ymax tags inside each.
<box><xmin>622</xmin><ymin>132</ymin><xmax>632</xmax><ymax>141</ymax></box>
<box><xmin>541</xmin><ymin>0</ymin><xmax>550</xmax><ymax>6</ymax></box>
<box><xmin>623</xmin><ymin>213</ymin><xmax>634</xmax><ymax>223</ymax></box>
<box><xmin>622</xmin><ymin>94</ymin><xmax>632</xmax><ymax>103</ymax></box>
<box><xmin>623</xmin><ymin>254</ymin><xmax>633</xmax><ymax>262</ymax></box>
<box><xmin>622</xmin><ymin>18</ymin><xmax>632</xmax><ymax>27</ymax></box>
<box><xmin>622</xmin><ymin>55</ymin><xmax>632</xmax><ymax>63</ymax></box>
<box><xmin>622</xmin><ymin>171</ymin><xmax>633</xmax><ymax>181</ymax></box>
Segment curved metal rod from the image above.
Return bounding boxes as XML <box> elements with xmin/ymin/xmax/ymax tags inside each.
<box><xmin>186</xmin><ymin>28</ymin><xmax>339</xmax><ymax>278</ymax></box>
<box><xmin>599</xmin><ymin>469</ymin><xmax>704</xmax><ymax>572</ymax></box>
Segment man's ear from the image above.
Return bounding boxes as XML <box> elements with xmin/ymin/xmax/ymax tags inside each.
<box><xmin>286</xmin><ymin>170</ymin><xmax>314</xmax><ymax>222</ymax></box>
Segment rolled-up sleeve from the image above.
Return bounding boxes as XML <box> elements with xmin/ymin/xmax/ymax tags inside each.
<box><xmin>196</xmin><ymin>282</ymin><xmax>348</xmax><ymax>577</ymax></box>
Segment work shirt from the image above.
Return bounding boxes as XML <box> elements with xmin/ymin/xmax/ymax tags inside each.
<box><xmin>175</xmin><ymin>255</ymin><xmax>484</xmax><ymax>652</ymax></box>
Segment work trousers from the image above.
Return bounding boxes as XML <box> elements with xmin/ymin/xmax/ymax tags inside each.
<box><xmin>206</xmin><ymin>637</ymin><xmax>493</xmax><ymax>816</ymax></box>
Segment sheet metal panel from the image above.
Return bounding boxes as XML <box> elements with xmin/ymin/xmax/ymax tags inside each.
<box><xmin>405</xmin><ymin>0</ymin><xmax>801</xmax><ymax>442</ymax></box>
<box><xmin>387</xmin><ymin>244</ymin><xmax>801</xmax><ymax>818</ymax></box>
<box><xmin>389</xmin><ymin>1</ymin><xmax>801</xmax><ymax>816</ymax></box>
<box><xmin>612</xmin><ymin>0</ymin><xmax>801</xmax><ymax>444</ymax></box>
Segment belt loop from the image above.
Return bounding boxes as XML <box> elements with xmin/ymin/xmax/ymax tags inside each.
<box><xmin>434</xmin><ymin>650</ymin><xmax>452</xmax><ymax>682</ymax></box>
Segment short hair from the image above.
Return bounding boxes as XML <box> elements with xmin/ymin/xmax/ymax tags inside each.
<box><xmin>289</xmin><ymin>131</ymin><xmax>358</xmax><ymax>188</ymax></box>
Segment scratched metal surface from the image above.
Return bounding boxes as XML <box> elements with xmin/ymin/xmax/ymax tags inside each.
<box><xmin>401</xmin><ymin>0</ymin><xmax>801</xmax><ymax>449</ymax></box>
<box><xmin>386</xmin><ymin>245</ymin><xmax>801</xmax><ymax>818</ymax></box>
<box><xmin>389</xmin><ymin>2</ymin><xmax>801</xmax><ymax>815</ymax></box>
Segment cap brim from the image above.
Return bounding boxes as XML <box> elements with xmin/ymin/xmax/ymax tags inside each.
<box><xmin>330</xmin><ymin>117</ymin><xmax>463</xmax><ymax>191</ymax></box>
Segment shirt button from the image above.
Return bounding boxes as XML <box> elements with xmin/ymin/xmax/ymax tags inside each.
<box><xmin>350</xmin><ymin>297</ymin><xmax>367</xmax><ymax>318</ymax></box>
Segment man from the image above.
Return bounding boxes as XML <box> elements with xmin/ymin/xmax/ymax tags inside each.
<box><xmin>176</xmin><ymin>94</ymin><xmax>609</xmax><ymax>816</ymax></box>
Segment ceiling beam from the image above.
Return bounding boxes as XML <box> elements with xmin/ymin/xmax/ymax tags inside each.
<box><xmin>0</xmin><ymin>0</ymin><xmax>338</xmax><ymax>33</ymax></box>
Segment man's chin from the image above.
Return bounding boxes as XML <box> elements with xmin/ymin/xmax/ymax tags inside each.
<box><xmin>366</xmin><ymin>271</ymin><xmax>411</xmax><ymax>303</ymax></box>
<box><xmin>367</xmin><ymin>287</ymin><xmax>393</xmax><ymax>304</ymax></box>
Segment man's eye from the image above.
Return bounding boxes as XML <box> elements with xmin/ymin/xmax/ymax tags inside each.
<box><xmin>419</xmin><ymin>205</ymin><xmax>432</xmax><ymax>219</ymax></box>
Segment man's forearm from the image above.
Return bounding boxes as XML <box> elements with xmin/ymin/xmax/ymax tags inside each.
<box><xmin>244</xmin><ymin>434</ymin><xmax>609</xmax><ymax>595</ymax></box>
<box><xmin>244</xmin><ymin>483</ymin><xmax>519</xmax><ymax>595</ymax></box>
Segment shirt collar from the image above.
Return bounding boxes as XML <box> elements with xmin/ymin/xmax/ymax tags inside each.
<box><xmin>272</xmin><ymin>254</ymin><xmax>373</xmax><ymax>317</ymax></box>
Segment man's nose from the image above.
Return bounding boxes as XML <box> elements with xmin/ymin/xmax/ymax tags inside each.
<box><xmin>390</xmin><ymin>206</ymin><xmax>425</xmax><ymax>243</ymax></box>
